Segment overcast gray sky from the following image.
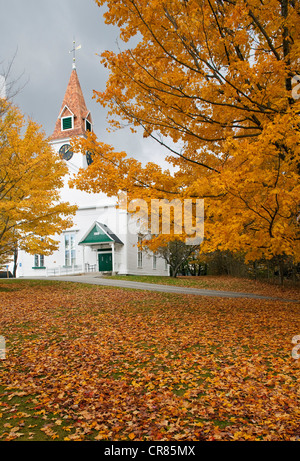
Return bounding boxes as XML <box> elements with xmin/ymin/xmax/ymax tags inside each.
<box><xmin>1</xmin><ymin>0</ymin><xmax>167</xmax><ymax>165</ymax></box>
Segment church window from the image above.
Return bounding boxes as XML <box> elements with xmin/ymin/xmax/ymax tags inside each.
<box><xmin>65</xmin><ymin>233</ymin><xmax>76</xmax><ymax>267</ymax></box>
<box><xmin>153</xmin><ymin>254</ymin><xmax>157</xmax><ymax>269</ymax></box>
<box><xmin>62</xmin><ymin>116</ymin><xmax>73</xmax><ymax>131</ymax></box>
<box><xmin>33</xmin><ymin>254</ymin><xmax>45</xmax><ymax>268</ymax></box>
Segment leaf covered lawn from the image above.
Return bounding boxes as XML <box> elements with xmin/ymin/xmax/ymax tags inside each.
<box><xmin>0</xmin><ymin>280</ymin><xmax>299</xmax><ymax>441</ymax></box>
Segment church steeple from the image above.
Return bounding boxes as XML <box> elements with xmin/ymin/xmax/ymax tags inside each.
<box><xmin>50</xmin><ymin>68</ymin><xmax>92</xmax><ymax>142</ymax></box>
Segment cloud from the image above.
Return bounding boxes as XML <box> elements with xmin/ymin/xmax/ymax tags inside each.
<box><xmin>0</xmin><ymin>0</ymin><xmax>172</xmax><ymax>168</ymax></box>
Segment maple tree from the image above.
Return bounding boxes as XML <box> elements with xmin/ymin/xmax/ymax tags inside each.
<box><xmin>71</xmin><ymin>0</ymin><xmax>300</xmax><ymax>265</ymax></box>
<box><xmin>150</xmin><ymin>239</ymin><xmax>199</xmax><ymax>277</ymax></box>
<box><xmin>0</xmin><ymin>101</ymin><xmax>76</xmax><ymax>264</ymax></box>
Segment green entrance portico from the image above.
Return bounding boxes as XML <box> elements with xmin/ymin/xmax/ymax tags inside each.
<box><xmin>79</xmin><ymin>222</ymin><xmax>123</xmax><ymax>273</ymax></box>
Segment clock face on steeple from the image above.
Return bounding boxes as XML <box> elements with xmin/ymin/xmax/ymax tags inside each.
<box><xmin>59</xmin><ymin>144</ymin><xmax>73</xmax><ymax>161</ymax></box>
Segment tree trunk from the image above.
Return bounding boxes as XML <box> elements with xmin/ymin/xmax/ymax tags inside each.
<box><xmin>253</xmin><ymin>261</ymin><xmax>257</xmax><ymax>280</ymax></box>
<box><xmin>292</xmin><ymin>264</ymin><xmax>297</xmax><ymax>283</ymax></box>
<box><xmin>278</xmin><ymin>258</ymin><xmax>285</xmax><ymax>286</ymax></box>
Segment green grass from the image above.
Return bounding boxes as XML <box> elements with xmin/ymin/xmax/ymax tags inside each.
<box><xmin>0</xmin><ymin>386</ymin><xmax>79</xmax><ymax>441</ymax></box>
<box><xmin>107</xmin><ymin>274</ymin><xmax>208</xmax><ymax>286</ymax></box>
<box><xmin>106</xmin><ymin>274</ymin><xmax>300</xmax><ymax>299</ymax></box>
<box><xmin>105</xmin><ymin>273</ymin><xmax>258</xmax><ymax>291</ymax></box>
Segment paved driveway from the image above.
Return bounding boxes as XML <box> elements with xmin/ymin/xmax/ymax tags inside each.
<box><xmin>22</xmin><ymin>274</ymin><xmax>299</xmax><ymax>302</ymax></box>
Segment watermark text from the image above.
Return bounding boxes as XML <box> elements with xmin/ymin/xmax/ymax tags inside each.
<box><xmin>119</xmin><ymin>192</ymin><xmax>204</xmax><ymax>245</ymax></box>
<box><xmin>0</xmin><ymin>336</ymin><xmax>5</xmax><ymax>360</ymax></box>
<box><xmin>292</xmin><ymin>75</ymin><xmax>300</xmax><ymax>100</ymax></box>
<box><xmin>292</xmin><ymin>335</ymin><xmax>300</xmax><ymax>360</ymax></box>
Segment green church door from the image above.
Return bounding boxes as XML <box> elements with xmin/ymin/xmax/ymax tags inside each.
<box><xmin>98</xmin><ymin>252</ymin><xmax>112</xmax><ymax>272</ymax></box>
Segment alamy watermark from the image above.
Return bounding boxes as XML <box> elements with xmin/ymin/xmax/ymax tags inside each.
<box><xmin>0</xmin><ymin>336</ymin><xmax>5</xmax><ymax>360</ymax></box>
<box><xmin>289</xmin><ymin>76</ymin><xmax>299</xmax><ymax>361</ymax></box>
<box><xmin>119</xmin><ymin>192</ymin><xmax>204</xmax><ymax>245</ymax></box>
<box><xmin>292</xmin><ymin>335</ymin><xmax>300</xmax><ymax>360</ymax></box>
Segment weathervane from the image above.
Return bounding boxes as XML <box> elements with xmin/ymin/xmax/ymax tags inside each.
<box><xmin>69</xmin><ymin>39</ymin><xmax>81</xmax><ymax>69</ymax></box>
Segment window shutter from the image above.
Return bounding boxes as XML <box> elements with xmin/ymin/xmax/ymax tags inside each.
<box><xmin>62</xmin><ymin>117</ymin><xmax>73</xmax><ymax>130</ymax></box>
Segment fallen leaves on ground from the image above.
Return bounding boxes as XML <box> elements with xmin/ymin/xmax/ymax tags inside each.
<box><xmin>0</xmin><ymin>280</ymin><xmax>299</xmax><ymax>441</ymax></box>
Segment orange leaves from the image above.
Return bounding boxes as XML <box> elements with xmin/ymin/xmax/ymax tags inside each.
<box><xmin>73</xmin><ymin>0</ymin><xmax>300</xmax><ymax>264</ymax></box>
<box><xmin>0</xmin><ymin>104</ymin><xmax>76</xmax><ymax>260</ymax></box>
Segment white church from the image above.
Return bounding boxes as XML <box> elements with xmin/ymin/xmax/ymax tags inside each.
<box><xmin>13</xmin><ymin>63</ymin><xmax>168</xmax><ymax>278</ymax></box>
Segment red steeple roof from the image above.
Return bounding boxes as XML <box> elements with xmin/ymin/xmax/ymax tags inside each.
<box><xmin>51</xmin><ymin>69</ymin><xmax>92</xmax><ymax>141</ymax></box>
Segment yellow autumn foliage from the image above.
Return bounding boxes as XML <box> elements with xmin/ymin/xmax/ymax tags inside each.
<box><xmin>71</xmin><ymin>0</ymin><xmax>300</xmax><ymax>262</ymax></box>
<box><xmin>0</xmin><ymin>101</ymin><xmax>76</xmax><ymax>260</ymax></box>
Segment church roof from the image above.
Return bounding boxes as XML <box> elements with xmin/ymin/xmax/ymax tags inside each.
<box><xmin>50</xmin><ymin>69</ymin><xmax>92</xmax><ymax>141</ymax></box>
